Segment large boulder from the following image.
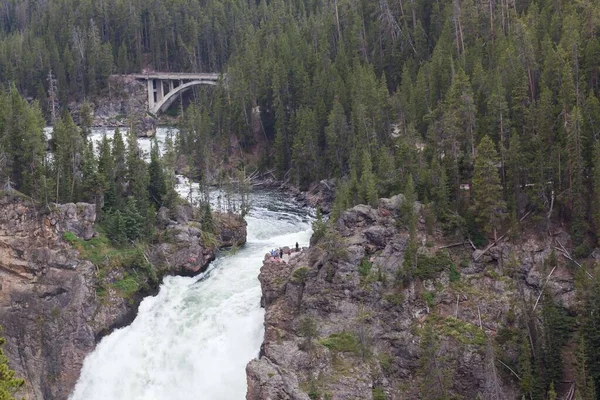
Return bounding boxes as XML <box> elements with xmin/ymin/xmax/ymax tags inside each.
<box><xmin>53</xmin><ymin>203</ymin><xmax>96</xmax><ymax>240</ymax></box>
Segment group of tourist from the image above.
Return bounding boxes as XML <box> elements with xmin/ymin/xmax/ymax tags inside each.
<box><xmin>269</xmin><ymin>248</ymin><xmax>284</xmax><ymax>259</ymax></box>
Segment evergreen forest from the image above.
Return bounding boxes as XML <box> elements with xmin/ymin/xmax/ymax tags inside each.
<box><xmin>0</xmin><ymin>0</ymin><xmax>600</xmax><ymax>399</ymax></box>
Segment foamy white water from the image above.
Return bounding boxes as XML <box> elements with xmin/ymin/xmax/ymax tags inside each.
<box><xmin>69</xmin><ymin>191</ymin><xmax>312</xmax><ymax>400</ymax></box>
<box><xmin>45</xmin><ymin>126</ymin><xmax>178</xmax><ymax>161</ymax></box>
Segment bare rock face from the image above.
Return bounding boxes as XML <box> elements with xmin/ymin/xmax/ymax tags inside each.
<box><xmin>247</xmin><ymin>199</ymin><xmax>575</xmax><ymax>400</ymax></box>
<box><xmin>75</xmin><ymin>75</ymin><xmax>156</xmax><ymax>134</ymax></box>
<box><xmin>0</xmin><ymin>195</ymin><xmax>114</xmax><ymax>400</ymax></box>
<box><xmin>53</xmin><ymin>203</ymin><xmax>96</xmax><ymax>240</ymax></box>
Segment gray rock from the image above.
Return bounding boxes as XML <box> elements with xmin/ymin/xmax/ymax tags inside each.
<box><xmin>54</xmin><ymin>203</ymin><xmax>96</xmax><ymax>240</ymax></box>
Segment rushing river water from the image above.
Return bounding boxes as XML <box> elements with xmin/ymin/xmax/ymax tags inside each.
<box><xmin>69</xmin><ymin>190</ymin><xmax>313</xmax><ymax>400</ymax></box>
<box><xmin>45</xmin><ymin>126</ymin><xmax>178</xmax><ymax>161</ymax></box>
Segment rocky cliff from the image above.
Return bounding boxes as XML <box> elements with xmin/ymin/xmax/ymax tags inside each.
<box><xmin>247</xmin><ymin>196</ymin><xmax>576</xmax><ymax>399</ymax></box>
<box><xmin>72</xmin><ymin>75</ymin><xmax>156</xmax><ymax>135</ymax></box>
<box><xmin>0</xmin><ymin>193</ymin><xmax>246</xmax><ymax>400</ymax></box>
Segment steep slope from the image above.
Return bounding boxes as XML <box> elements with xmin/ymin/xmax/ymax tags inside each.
<box><xmin>247</xmin><ymin>196</ymin><xmax>576</xmax><ymax>399</ymax></box>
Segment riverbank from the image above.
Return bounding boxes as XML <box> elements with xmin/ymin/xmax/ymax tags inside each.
<box><xmin>69</xmin><ymin>190</ymin><xmax>313</xmax><ymax>400</ymax></box>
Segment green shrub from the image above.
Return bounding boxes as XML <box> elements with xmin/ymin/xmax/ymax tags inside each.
<box><xmin>373</xmin><ymin>387</ymin><xmax>387</xmax><ymax>400</ymax></box>
<box><xmin>415</xmin><ymin>250</ymin><xmax>453</xmax><ymax>280</ymax></box>
<box><xmin>200</xmin><ymin>230</ymin><xmax>218</xmax><ymax>248</ymax></box>
<box><xmin>423</xmin><ymin>291</ymin><xmax>435</xmax><ymax>308</ymax></box>
<box><xmin>573</xmin><ymin>243</ymin><xmax>590</xmax><ymax>259</ymax></box>
<box><xmin>292</xmin><ymin>267</ymin><xmax>310</xmax><ymax>284</ymax></box>
<box><xmin>320</xmin><ymin>332</ymin><xmax>359</xmax><ymax>353</ymax></box>
<box><xmin>449</xmin><ymin>263</ymin><xmax>460</xmax><ymax>282</ymax></box>
<box><xmin>358</xmin><ymin>257</ymin><xmax>372</xmax><ymax>277</ymax></box>
<box><xmin>385</xmin><ymin>292</ymin><xmax>404</xmax><ymax>306</ymax></box>
<box><xmin>311</xmin><ymin>209</ymin><xmax>327</xmax><ymax>242</ymax></box>
<box><xmin>112</xmin><ymin>275</ymin><xmax>139</xmax><ymax>298</ymax></box>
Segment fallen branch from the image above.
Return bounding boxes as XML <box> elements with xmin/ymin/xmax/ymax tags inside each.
<box><xmin>474</xmin><ymin>232</ymin><xmax>507</xmax><ymax>261</ymax></box>
<box><xmin>496</xmin><ymin>359</ymin><xmax>521</xmax><ymax>381</ymax></box>
<box><xmin>532</xmin><ymin>266</ymin><xmax>557</xmax><ymax>311</ymax></box>
<box><xmin>440</xmin><ymin>241</ymin><xmax>467</xmax><ymax>249</ymax></box>
<box><xmin>474</xmin><ymin>210</ymin><xmax>534</xmax><ymax>261</ymax></box>
<box><xmin>467</xmin><ymin>239</ymin><xmax>476</xmax><ymax>250</ymax></box>
<box><xmin>554</xmin><ymin>239</ymin><xmax>594</xmax><ymax>279</ymax></box>
<box><xmin>455</xmin><ymin>295</ymin><xmax>459</xmax><ymax>318</ymax></box>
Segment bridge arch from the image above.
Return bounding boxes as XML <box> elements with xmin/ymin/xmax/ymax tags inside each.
<box><xmin>151</xmin><ymin>80</ymin><xmax>217</xmax><ymax>114</ymax></box>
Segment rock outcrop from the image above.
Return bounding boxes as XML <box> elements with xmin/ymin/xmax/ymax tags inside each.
<box><xmin>247</xmin><ymin>197</ymin><xmax>576</xmax><ymax>400</ymax></box>
<box><xmin>0</xmin><ymin>193</ymin><xmax>246</xmax><ymax>400</ymax></box>
<box><xmin>73</xmin><ymin>75</ymin><xmax>156</xmax><ymax>135</ymax></box>
<box><xmin>283</xmin><ymin>179</ymin><xmax>336</xmax><ymax>214</ymax></box>
<box><xmin>149</xmin><ymin>205</ymin><xmax>247</xmax><ymax>276</ymax></box>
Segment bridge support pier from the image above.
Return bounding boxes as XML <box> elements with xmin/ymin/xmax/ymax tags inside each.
<box><xmin>147</xmin><ymin>80</ymin><xmax>155</xmax><ymax>112</ymax></box>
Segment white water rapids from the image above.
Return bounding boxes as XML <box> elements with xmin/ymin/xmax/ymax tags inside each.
<box><xmin>70</xmin><ymin>191</ymin><xmax>312</xmax><ymax>399</ymax></box>
<box><xmin>54</xmin><ymin>126</ymin><xmax>314</xmax><ymax>398</ymax></box>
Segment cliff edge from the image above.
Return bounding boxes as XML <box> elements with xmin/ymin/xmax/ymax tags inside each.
<box><xmin>247</xmin><ymin>196</ymin><xmax>576</xmax><ymax>399</ymax></box>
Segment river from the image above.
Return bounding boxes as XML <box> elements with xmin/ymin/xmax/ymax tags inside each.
<box><xmin>68</xmin><ymin>189</ymin><xmax>313</xmax><ymax>399</ymax></box>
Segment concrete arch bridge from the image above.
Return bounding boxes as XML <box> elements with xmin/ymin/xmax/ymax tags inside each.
<box><xmin>131</xmin><ymin>73</ymin><xmax>222</xmax><ymax>115</ymax></box>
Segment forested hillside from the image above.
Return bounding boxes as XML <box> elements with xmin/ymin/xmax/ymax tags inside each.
<box><xmin>1</xmin><ymin>1</ymin><xmax>600</xmax><ymax>398</ymax></box>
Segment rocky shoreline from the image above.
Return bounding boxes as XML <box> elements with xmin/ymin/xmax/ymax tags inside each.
<box><xmin>0</xmin><ymin>193</ymin><xmax>246</xmax><ymax>400</ymax></box>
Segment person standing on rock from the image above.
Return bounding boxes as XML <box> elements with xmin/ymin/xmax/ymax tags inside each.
<box><xmin>295</xmin><ymin>242</ymin><xmax>299</xmax><ymax>252</ymax></box>
<box><xmin>279</xmin><ymin>248</ymin><xmax>283</xmax><ymax>258</ymax></box>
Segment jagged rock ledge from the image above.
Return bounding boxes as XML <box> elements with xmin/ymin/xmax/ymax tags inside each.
<box><xmin>0</xmin><ymin>193</ymin><xmax>246</xmax><ymax>400</ymax></box>
<box><xmin>246</xmin><ymin>195</ymin><xmax>574</xmax><ymax>400</ymax></box>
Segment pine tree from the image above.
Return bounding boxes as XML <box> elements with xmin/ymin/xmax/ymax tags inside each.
<box><xmin>98</xmin><ymin>134</ymin><xmax>116</xmax><ymax>213</ymax></box>
<box><xmin>112</xmin><ymin>127</ymin><xmax>127</xmax><ymax>206</ymax></box>
<box><xmin>592</xmin><ymin>141</ymin><xmax>600</xmax><ymax>245</ymax></box>
<box><xmin>472</xmin><ymin>136</ymin><xmax>506</xmax><ymax>239</ymax></box>
<box><xmin>541</xmin><ymin>290</ymin><xmax>572</xmax><ymax>391</ymax></box>
<box><xmin>148</xmin><ymin>140</ymin><xmax>167</xmax><ymax>208</ymax></box>
<box><xmin>79</xmin><ymin>101</ymin><xmax>93</xmax><ymax>141</ymax></box>
<box><xmin>566</xmin><ymin>106</ymin><xmax>586</xmax><ymax>244</ymax></box>
<box><xmin>418</xmin><ymin>324</ymin><xmax>452</xmax><ymax>400</ymax></box>
<box><xmin>518</xmin><ymin>335</ymin><xmax>534</xmax><ymax>399</ymax></box>
<box><xmin>359</xmin><ymin>149</ymin><xmax>378</xmax><ymax>207</ymax></box>
<box><xmin>548</xmin><ymin>382</ymin><xmax>557</xmax><ymax>400</ymax></box>
<box><xmin>52</xmin><ymin>111</ymin><xmax>84</xmax><ymax>203</ymax></box>
<box><xmin>107</xmin><ymin>210</ymin><xmax>127</xmax><ymax>245</ymax></box>
<box><xmin>575</xmin><ymin>335</ymin><xmax>597</xmax><ymax>400</ymax></box>
<box><xmin>331</xmin><ymin>179</ymin><xmax>351</xmax><ymax>222</ymax></box>
<box><xmin>123</xmin><ymin>198</ymin><xmax>144</xmax><ymax>242</ymax></box>
<box><xmin>325</xmin><ymin>98</ymin><xmax>349</xmax><ymax>175</ymax></box>
<box><xmin>0</xmin><ymin>332</ymin><xmax>24</xmax><ymax>399</ymax></box>
<box><xmin>201</xmin><ymin>203</ymin><xmax>214</xmax><ymax>233</ymax></box>
<box><xmin>126</xmin><ymin>129</ymin><xmax>151</xmax><ymax>237</ymax></box>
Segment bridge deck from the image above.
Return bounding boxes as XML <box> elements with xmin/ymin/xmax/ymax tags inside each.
<box><xmin>130</xmin><ymin>72</ymin><xmax>220</xmax><ymax>80</ymax></box>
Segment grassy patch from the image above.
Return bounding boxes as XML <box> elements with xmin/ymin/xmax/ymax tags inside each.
<box><xmin>63</xmin><ymin>231</ymin><xmax>118</xmax><ymax>266</ymax></box>
<box><xmin>449</xmin><ymin>263</ymin><xmax>460</xmax><ymax>282</ymax></box>
<box><xmin>63</xmin><ymin>231</ymin><xmax>158</xmax><ymax>299</ymax></box>
<box><xmin>431</xmin><ymin>315</ymin><xmax>487</xmax><ymax>346</ymax></box>
<box><xmin>319</xmin><ymin>332</ymin><xmax>359</xmax><ymax>353</ymax></box>
<box><xmin>111</xmin><ymin>275</ymin><xmax>140</xmax><ymax>298</ymax></box>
